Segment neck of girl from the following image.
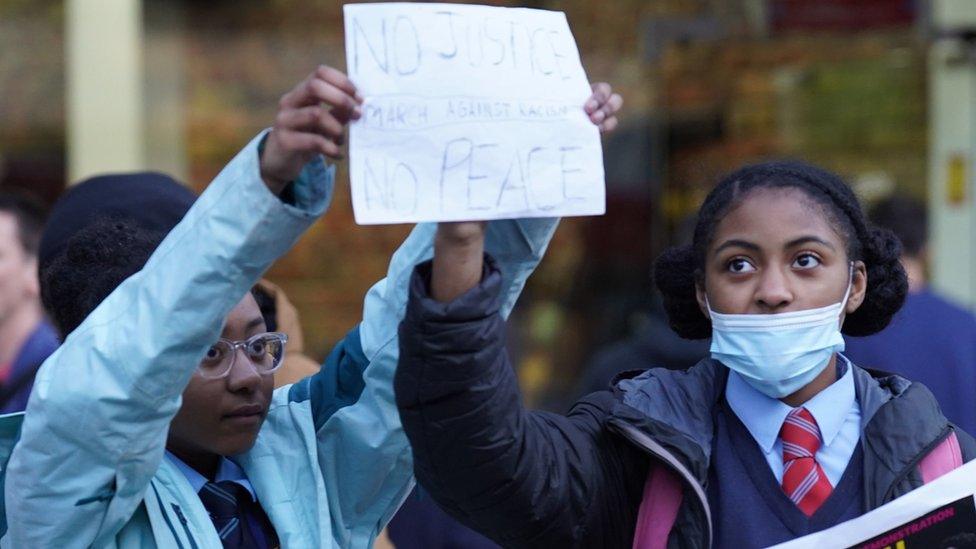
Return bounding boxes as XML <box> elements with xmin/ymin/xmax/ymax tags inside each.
<box><xmin>167</xmin><ymin>445</ymin><xmax>221</xmax><ymax>480</ymax></box>
<box><xmin>780</xmin><ymin>354</ymin><xmax>839</xmax><ymax>408</ymax></box>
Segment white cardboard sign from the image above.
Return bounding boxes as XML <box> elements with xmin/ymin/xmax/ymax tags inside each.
<box><xmin>344</xmin><ymin>2</ymin><xmax>605</xmax><ymax>224</ymax></box>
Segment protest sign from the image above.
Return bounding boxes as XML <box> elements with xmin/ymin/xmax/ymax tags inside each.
<box><xmin>343</xmin><ymin>3</ymin><xmax>605</xmax><ymax>224</ymax></box>
<box><xmin>770</xmin><ymin>460</ymin><xmax>976</xmax><ymax>548</ymax></box>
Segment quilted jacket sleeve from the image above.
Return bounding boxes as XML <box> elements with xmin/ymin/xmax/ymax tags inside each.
<box><xmin>395</xmin><ymin>256</ymin><xmax>648</xmax><ymax>548</ymax></box>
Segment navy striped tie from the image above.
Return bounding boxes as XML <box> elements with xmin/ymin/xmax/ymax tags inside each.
<box><xmin>198</xmin><ymin>480</ymin><xmax>259</xmax><ymax>548</ymax></box>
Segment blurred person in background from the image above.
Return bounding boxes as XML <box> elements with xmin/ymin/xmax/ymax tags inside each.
<box><xmin>576</xmin><ymin>295</ymin><xmax>709</xmax><ymax>397</ymax></box>
<box><xmin>845</xmin><ymin>195</ymin><xmax>976</xmax><ymax>435</ymax></box>
<box><xmin>576</xmin><ymin>213</ymin><xmax>709</xmax><ymax>398</ymax></box>
<box><xmin>0</xmin><ymin>193</ymin><xmax>57</xmax><ymax>413</ymax></box>
<box><xmin>387</xmin><ymin>488</ymin><xmax>500</xmax><ymax>549</ymax></box>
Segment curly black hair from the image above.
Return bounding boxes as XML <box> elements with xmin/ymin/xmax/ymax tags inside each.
<box><xmin>40</xmin><ymin>217</ymin><xmax>164</xmax><ymax>338</ymax></box>
<box><xmin>41</xmin><ymin>216</ymin><xmax>272</xmax><ymax>339</ymax></box>
<box><xmin>653</xmin><ymin>160</ymin><xmax>908</xmax><ymax>339</ymax></box>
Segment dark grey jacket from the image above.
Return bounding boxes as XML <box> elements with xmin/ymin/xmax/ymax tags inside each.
<box><xmin>395</xmin><ymin>258</ymin><xmax>976</xmax><ymax>548</ymax></box>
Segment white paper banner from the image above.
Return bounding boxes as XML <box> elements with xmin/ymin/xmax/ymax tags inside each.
<box><xmin>344</xmin><ymin>2</ymin><xmax>605</xmax><ymax>224</ymax></box>
<box><xmin>770</xmin><ymin>459</ymin><xmax>976</xmax><ymax>548</ymax></box>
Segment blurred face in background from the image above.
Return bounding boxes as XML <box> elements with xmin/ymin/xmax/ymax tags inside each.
<box><xmin>0</xmin><ymin>212</ymin><xmax>39</xmax><ymax>324</ymax></box>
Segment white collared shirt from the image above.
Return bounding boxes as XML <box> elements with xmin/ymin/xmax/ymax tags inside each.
<box><xmin>165</xmin><ymin>451</ymin><xmax>257</xmax><ymax>501</ymax></box>
<box><xmin>725</xmin><ymin>355</ymin><xmax>861</xmax><ymax>486</ymax></box>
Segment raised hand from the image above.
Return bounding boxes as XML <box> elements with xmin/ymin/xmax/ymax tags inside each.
<box><xmin>260</xmin><ymin>65</ymin><xmax>363</xmax><ymax>194</ymax></box>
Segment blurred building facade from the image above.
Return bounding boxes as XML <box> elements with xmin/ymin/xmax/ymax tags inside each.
<box><xmin>1</xmin><ymin>0</ymin><xmax>972</xmax><ymax>408</ymax></box>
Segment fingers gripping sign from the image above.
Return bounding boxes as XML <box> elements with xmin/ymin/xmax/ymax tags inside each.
<box><xmin>585</xmin><ymin>82</ymin><xmax>623</xmax><ymax>134</ymax></box>
<box><xmin>260</xmin><ymin>65</ymin><xmax>364</xmax><ymax>194</ymax></box>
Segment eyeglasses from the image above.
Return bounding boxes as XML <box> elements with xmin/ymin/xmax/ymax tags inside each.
<box><xmin>197</xmin><ymin>332</ymin><xmax>288</xmax><ymax>379</ymax></box>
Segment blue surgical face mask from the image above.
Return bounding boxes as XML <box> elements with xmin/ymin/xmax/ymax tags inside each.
<box><xmin>707</xmin><ymin>265</ymin><xmax>853</xmax><ymax>399</ymax></box>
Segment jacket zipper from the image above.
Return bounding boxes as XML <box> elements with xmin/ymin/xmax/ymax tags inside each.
<box><xmin>608</xmin><ymin>419</ymin><xmax>713</xmax><ymax>548</ymax></box>
<box><xmin>880</xmin><ymin>425</ymin><xmax>952</xmax><ymax>504</ymax></box>
<box><xmin>172</xmin><ymin>504</ymin><xmax>201</xmax><ymax>549</ymax></box>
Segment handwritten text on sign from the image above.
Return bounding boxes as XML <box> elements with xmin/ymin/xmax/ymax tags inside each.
<box><xmin>344</xmin><ymin>3</ymin><xmax>605</xmax><ymax>224</ymax></box>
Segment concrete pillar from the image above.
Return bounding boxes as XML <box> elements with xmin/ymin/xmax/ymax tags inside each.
<box><xmin>929</xmin><ymin>0</ymin><xmax>976</xmax><ymax>308</ymax></box>
<box><xmin>144</xmin><ymin>0</ymin><xmax>187</xmax><ymax>182</ymax></box>
<box><xmin>66</xmin><ymin>0</ymin><xmax>145</xmax><ymax>184</ymax></box>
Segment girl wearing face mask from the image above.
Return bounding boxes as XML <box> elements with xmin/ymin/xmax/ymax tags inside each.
<box><xmin>394</xmin><ymin>161</ymin><xmax>976</xmax><ymax>548</ymax></box>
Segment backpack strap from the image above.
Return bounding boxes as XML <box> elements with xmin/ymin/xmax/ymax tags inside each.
<box><xmin>919</xmin><ymin>431</ymin><xmax>963</xmax><ymax>484</ymax></box>
<box><xmin>632</xmin><ymin>464</ymin><xmax>683</xmax><ymax>549</ymax></box>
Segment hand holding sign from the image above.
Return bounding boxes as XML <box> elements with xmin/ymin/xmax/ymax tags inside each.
<box><xmin>586</xmin><ymin>82</ymin><xmax>623</xmax><ymax>133</ymax></box>
<box><xmin>344</xmin><ymin>3</ymin><xmax>613</xmax><ymax>224</ymax></box>
<box><xmin>260</xmin><ymin>66</ymin><xmax>363</xmax><ymax>195</ymax></box>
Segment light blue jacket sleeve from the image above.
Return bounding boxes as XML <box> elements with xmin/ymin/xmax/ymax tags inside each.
<box><xmin>2</xmin><ymin>132</ymin><xmax>333</xmax><ymax>548</ymax></box>
<box><xmin>314</xmin><ymin>218</ymin><xmax>559</xmax><ymax>547</ymax></box>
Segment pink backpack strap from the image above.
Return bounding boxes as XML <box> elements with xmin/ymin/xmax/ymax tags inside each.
<box><xmin>632</xmin><ymin>464</ymin><xmax>683</xmax><ymax>549</ymax></box>
<box><xmin>919</xmin><ymin>431</ymin><xmax>964</xmax><ymax>484</ymax></box>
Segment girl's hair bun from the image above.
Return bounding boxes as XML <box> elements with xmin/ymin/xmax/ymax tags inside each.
<box><xmin>653</xmin><ymin>245</ymin><xmax>711</xmax><ymax>339</ymax></box>
<box><xmin>842</xmin><ymin>226</ymin><xmax>908</xmax><ymax>336</ymax></box>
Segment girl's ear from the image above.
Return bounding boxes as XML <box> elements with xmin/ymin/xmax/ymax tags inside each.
<box><xmin>845</xmin><ymin>260</ymin><xmax>868</xmax><ymax>314</ymax></box>
<box><xmin>696</xmin><ymin>280</ymin><xmax>710</xmax><ymax>319</ymax></box>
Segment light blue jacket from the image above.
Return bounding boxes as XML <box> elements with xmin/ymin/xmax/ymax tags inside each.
<box><xmin>0</xmin><ymin>132</ymin><xmax>558</xmax><ymax>548</ymax></box>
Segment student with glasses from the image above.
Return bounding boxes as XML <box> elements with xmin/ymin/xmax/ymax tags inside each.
<box><xmin>0</xmin><ymin>65</ymin><xmax>621</xmax><ymax>548</ymax></box>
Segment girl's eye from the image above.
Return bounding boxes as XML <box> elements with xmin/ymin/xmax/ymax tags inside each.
<box><xmin>792</xmin><ymin>254</ymin><xmax>821</xmax><ymax>270</ymax></box>
<box><xmin>204</xmin><ymin>345</ymin><xmax>224</xmax><ymax>362</ymax></box>
<box><xmin>727</xmin><ymin>258</ymin><xmax>756</xmax><ymax>274</ymax></box>
<box><xmin>247</xmin><ymin>340</ymin><xmax>267</xmax><ymax>357</ymax></box>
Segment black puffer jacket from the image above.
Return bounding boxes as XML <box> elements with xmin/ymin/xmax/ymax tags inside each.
<box><xmin>395</xmin><ymin>258</ymin><xmax>976</xmax><ymax>548</ymax></box>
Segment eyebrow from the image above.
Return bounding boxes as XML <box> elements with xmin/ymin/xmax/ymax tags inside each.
<box><xmin>712</xmin><ymin>235</ymin><xmax>837</xmax><ymax>257</ymax></box>
<box><xmin>245</xmin><ymin>317</ymin><xmax>266</xmax><ymax>333</ymax></box>
<box><xmin>785</xmin><ymin>235</ymin><xmax>836</xmax><ymax>251</ymax></box>
<box><xmin>713</xmin><ymin>239</ymin><xmax>760</xmax><ymax>257</ymax></box>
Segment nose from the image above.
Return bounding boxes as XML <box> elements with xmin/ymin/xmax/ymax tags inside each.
<box><xmin>226</xmin><ymin>348</ymin><xmax>263</xmax><ymax>394</ymax></box>
<box><xmin>755</xmin><ymin>266</ymin><xmax>793</xmax><ymax>312</ymax></box>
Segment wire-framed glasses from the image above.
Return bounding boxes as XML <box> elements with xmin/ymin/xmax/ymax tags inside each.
<box><xmin>198</xmin><ymin>332</ymin><xmax>288</xmax><ymax>379</ymax></box>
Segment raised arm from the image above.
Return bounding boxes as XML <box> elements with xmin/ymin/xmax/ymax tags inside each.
<box><xmin>287</xmin><ymin>216</ymin><xmax>559</xmax><ymax>547</ymax></box>
<box><xmin>395</xmin><ymin>232</ymin><xmax>647</xmax><ymax>547</ymax></box>
<box><xmin>392</xmin><ymin>87</ymin><xmax>643</xmax><ymax>546</ymax></box>
<box><xmin>3</xmin><ymin>67</ymin><xmax>356</xmax><ymax>548</ymax></box>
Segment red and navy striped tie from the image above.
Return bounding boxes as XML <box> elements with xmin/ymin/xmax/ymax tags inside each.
<box><xmin>780</xmin><ymin>407</ymin><xmax>833</xmax><ymax>516</ymax></box>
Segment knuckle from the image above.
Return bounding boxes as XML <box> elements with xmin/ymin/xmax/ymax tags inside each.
<box><xmin>307</xmin><ymin>106</ymin><xmax>323</xmax><ymax>123</ymax></box>
<box><xmin>277</xmin><ymin>133</ymin><xmax>294</xmax><ymax>149</ymax></box>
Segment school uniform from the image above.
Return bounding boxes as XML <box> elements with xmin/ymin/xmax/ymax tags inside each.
<box><xmin>395</xmin><ymin>255</ymin><xmax>976</xmax><ymax>548</ymax></box>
